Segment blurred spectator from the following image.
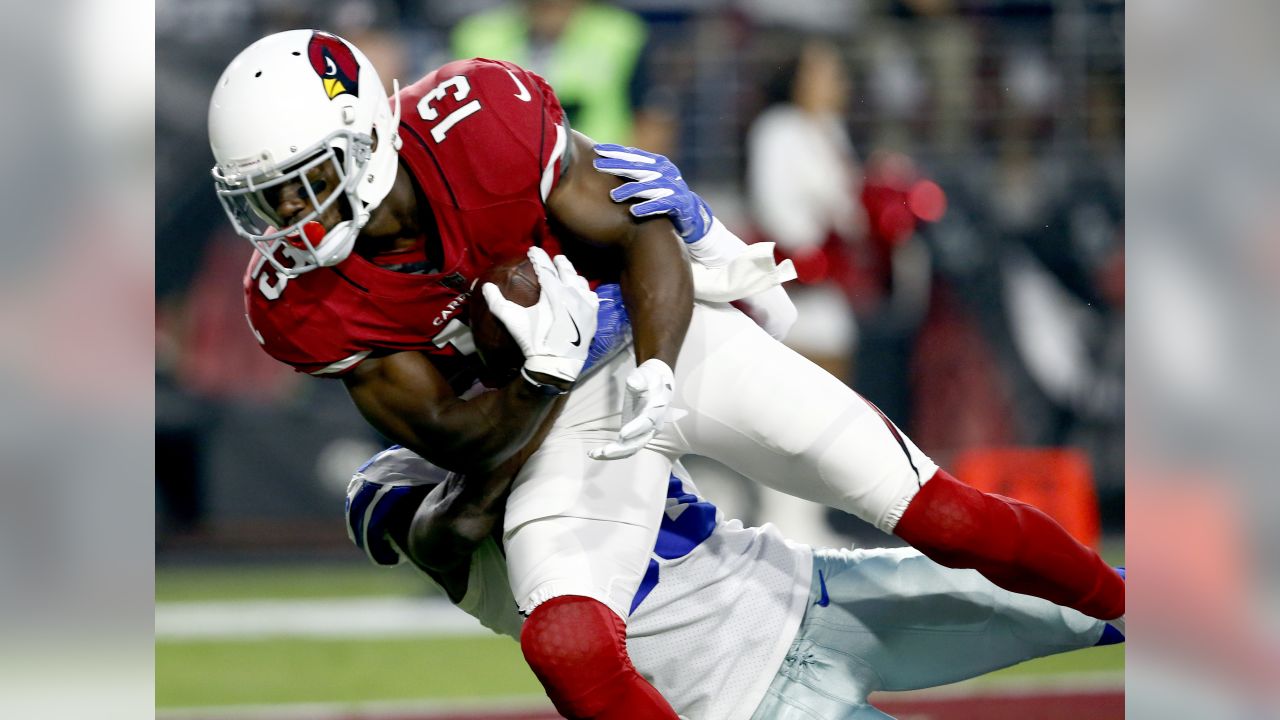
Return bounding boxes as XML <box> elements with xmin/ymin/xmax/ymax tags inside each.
<box><xmin>744</xmin><ymin>37</ymin><xmax>871</xmax><ymax>548</ymax></box>
<box><xmin>747</xmin><ymin>37</ymin><xmax>866</xmax><ymax>380</ymax></box>
<box><xmin>452</xmin><ymin>0</ymin><xmax>674</xmax><ymax>150</ymax></box>
<box><xmin>747</xmin><ymin>34</ymin><xmax>941</xmax><ymax>416</ymax></box>
<box><xmin>852</xmin><ymin>150</ymin><xmax>937</xmax><ymax>424</ymax></box>
<box><xmin>898</xmin><ymin>0</ymin><xmax>978</xmax><ymax>154</ymax></box>
<box><xmin>864</xmin><ymin>27</ymin><xmax>927</xmax><ymax>152</ymax></box>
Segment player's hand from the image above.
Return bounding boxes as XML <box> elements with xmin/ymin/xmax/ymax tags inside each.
<box><xmin>481</xmin><ymin>246</ymin><xmax>599</xmax><ymax>384</ymax></box>
<box><xmin>589</xmin><ymin>358</ymin><xmax>679</xmax><ymax>461</ymax></box>
<box><xmin>593</xmin><ymin>144</ymin><xmax>712</xmax><ymax>241</ymax></box>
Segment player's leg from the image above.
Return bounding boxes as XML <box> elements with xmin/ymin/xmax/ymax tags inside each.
<box><xmin>503</xmin><ymin>353</ymin><xmax>679</xmax><ymax>719</ymax></box>
<box><xmin>809</xmin><ymin>546</ymin><xmax>1113</xmax><ymax>694</ymax></box>
<box><xmin>508</xmin><ymin>516</ymin><xmax>677</xmax><ymax>719</ymax></box>
<box><xmin>892</xmin><ymin>468</ymin><xmax>1125</xmax><ymax>622</ymax></box>
<box><xmin>748</xmin><ymin>546</ymin><xmax>1116</xmax><ymax>720</ymax></box>
<box><xmin>666</xmin><ymin>302</ymin><xmax>1123</xmax><ymax>622</ymax></box>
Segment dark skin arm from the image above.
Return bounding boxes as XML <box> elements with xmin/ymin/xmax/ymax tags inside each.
<box><xmin>344</xmin><ymin>131</ymin><xmax>691</xmax><ymax>475</ymax></box>
<box><xmin>547</xmin><ymin>130</ymin><xmax>693</xmax><ymax>370</ymax></box>
<box><xmin>343</xmin><ymin>351</ymin><xmax>563</xmax><ymax>476</ymax></box>
<box><xmin>401</xmin><ymin>400</ymin><xmax>565</xmax><ymax>602</ymax></box>
<box><xmin>276</xmin><ymin>159</ymin><xmax>562</xmax><ymax>477</ymax></box>
<box><xmin>339</xmin><ymin>152</ymin><xmax>571</xmax><ymax>477</ymax></box>
<box><xmin>359</xmin><ymin>136</ymin><xmax>692</xmax><ymax>597</ymax></box>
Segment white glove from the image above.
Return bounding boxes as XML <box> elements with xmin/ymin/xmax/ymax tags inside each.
<box><xmin>481</xmin><ymin>246</ymin><xmax>599</xmax><ymax>383</ymax></box>
<box><xmin>589</xmin><ymin>358</ymin><xmax>682</xmax><ymax>461</ymax></box>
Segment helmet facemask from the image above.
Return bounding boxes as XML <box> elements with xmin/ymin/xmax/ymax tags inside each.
<box><xmin>213</xmin><ymin>128</ymin><xmax>372</xmax><ymax>277</ymax></box>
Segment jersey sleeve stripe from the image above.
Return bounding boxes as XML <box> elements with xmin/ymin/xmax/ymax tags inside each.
<box><xmin>311</xmin><ymin>350</ymin><xmax>372</xmax><ymax>375</ymax></box>
<box><xmin>539</xmin><ymin>122</ymin><xmax>567</xmax><ymax>202</ymax></box>
<box><xmin>402</xmin><ymin>122</ymin><xmax>461</xmax><ymax>209</ymax></box>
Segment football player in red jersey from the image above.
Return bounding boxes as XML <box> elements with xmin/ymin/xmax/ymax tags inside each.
<box><xmin>212</xmin><ymin>31</ymin><xmax>685</xmax><ymax>465</ymax></box>
<box><xmin>209</xmin><ymin>30</ymin><xmax>1123</xmax><ymax>719</ymax></box>
<box><xmin>211</xmin><ymin>30</ymin><xmax>696</xmax><ymax>718</ymax></box>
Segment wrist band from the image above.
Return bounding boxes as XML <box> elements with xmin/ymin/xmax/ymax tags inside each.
<box><xmin>685</xmin><ymin>218</ymin><xmax>748</xmax><ymax>267</ymax></box>
<box><xmin>521</xmin><ymin>367</ymin><xmax>570</xmax><ymax>396</ymax></box>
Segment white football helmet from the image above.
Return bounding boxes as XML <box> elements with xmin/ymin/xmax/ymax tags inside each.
<box><xmin>209</xmin><ymin>30</ymin><xmax>402</xmax><ymax>276</ymax></box>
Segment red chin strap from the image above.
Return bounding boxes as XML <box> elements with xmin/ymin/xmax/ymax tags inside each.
<box><xmin>286</xmin><ymin>221</ymin><xmax>327</xmax><ymax>250</ymax></box>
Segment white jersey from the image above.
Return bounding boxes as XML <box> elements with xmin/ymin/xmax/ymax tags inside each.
<box><xmin>621</xmin><ymin>466</ymin><xmax>812</xmax><ymax>720</ymax></box>
<box><xmin>365</xmin><ymin>450</ymin><xmax>812</xmax><ymax>720</ymax></box>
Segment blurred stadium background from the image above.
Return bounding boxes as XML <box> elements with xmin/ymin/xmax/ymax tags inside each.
<box><xmin>156</xmin><ymin>0</ymin><xmax>1124</xmax><ymax>717</ymax></box>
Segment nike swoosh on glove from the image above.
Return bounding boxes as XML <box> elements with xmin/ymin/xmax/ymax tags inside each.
<box><xmin>589</xmin><ymin>358</ymin><xmax>685</xmax><ymax>461</ymax></box>
<box><xmin>481</xmin><ymin>246</ymin><xmax>599</xmax><ymax>383</ymax></box>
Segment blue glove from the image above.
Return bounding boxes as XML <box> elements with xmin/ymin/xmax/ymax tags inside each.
<box><xmin>593</xmin><ymin>144</ymin><xmax>712</xmax><ymax>241</ymax></box>
<box><xmin>581</xmin><ymin>283</ymin><xmax>631</xmax><ymax>376</ymax></box>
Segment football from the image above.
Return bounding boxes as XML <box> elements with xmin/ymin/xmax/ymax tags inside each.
<box><xmin>469</xmin><ymin>256</ymin><xmax>541</xmax><ymax>386</ymax></box>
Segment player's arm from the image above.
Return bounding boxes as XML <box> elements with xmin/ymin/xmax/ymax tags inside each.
<box><xmin>346</xmin><ymin>248</ymin><xmax>598</xmax><ymax>475</ymax></box>
<box><xmin>547</xmin><ymin>130</ymin><xmax>692</xmax><ymax>372</ymax></box>
<box><xmin>592</xmin><ymin>144</ymin><xmax>798</xmax><ymax>341</ymax></box>
<box><xmin>403</xmin><ymin>402</ymin><xmax>562</xmax><ymax>599</ymax></box>
<box><xmin>546</xmin><ymin>130</ymin><xmax>693</xmax><ymax>460</ymax></box>
<box><xmin>343</xmin><ymin>351</ymin><xmax>560</xmax><ymax>477</ymax></box>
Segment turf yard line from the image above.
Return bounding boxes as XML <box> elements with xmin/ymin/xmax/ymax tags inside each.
<box><xmin>156</xmin><ymin>596</ymin><xmax>488</xmax><ymax>640</ymax></box>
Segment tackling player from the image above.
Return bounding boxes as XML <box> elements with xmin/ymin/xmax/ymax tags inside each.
<box><xmin>346</xmin><ymin>444</ymin><xmax>1124</xmax><ymax>720</ymax></box>
<box><xmin>208</xmin><ymin>30</ymin><xmax>1124</xmax><ymax>719</ymax></box>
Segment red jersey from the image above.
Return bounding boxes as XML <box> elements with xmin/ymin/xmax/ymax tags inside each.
<box><xmin>244</xmin><ymin>58</ymin><xmax>568</xmax><ymax>378</ymax></box>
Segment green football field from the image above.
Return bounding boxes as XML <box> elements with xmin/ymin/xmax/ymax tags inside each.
<box><xmin>157</xmin><ymin>634</ymin><xmax>1123</xmax><ymax>709</ymax></box>
<box><xmin>156</xmin><ymin>559</ymin><xmax>1123</xmax><ymax>711</ymax></box>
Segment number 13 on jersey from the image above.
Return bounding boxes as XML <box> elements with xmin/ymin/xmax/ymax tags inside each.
<box><xmin>416</xmin><ymin>76</ymin><xmax>481</xmax><ymax>143</ymax></box>
<box><xmin>416</xmin><ymin>69</ymin><xmax>533</xmax><ymax>143</ymax></box>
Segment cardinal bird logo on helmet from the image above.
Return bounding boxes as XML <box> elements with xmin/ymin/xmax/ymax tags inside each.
<box><xmin>307</xmin><ymin>31</ymin><xmax>360</xmax><ymax>100</ymax></box>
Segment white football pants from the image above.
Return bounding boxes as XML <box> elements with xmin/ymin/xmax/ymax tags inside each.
<box><xmin>504</xmin><ymin>302</ymin><xmax>939</xmax><ymax>620</ymax></box>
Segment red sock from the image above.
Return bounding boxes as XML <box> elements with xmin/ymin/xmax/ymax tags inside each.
<box><xmin>895</xmin><ymin>470</ymin><xmax>1124</xmax><ymax>620</ymax></box>
<box><xmin>520</xmin><ymin>595</ymin><xmax>679</xmax><ymax>719</ymax></box>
